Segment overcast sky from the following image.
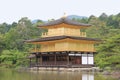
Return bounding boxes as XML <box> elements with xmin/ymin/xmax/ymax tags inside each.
<box><xmin>0</xmin><ymin>0</ymin><xmax>120</xmax><ymax>23</ymax></box>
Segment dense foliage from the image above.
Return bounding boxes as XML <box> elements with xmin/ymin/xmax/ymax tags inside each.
<box><xmin>0</xmin><ymin>13</ymin><xmax>120</xmax><ymax>69</ymax></box>
<box><xmin>95</xmin><ymin>35</ymin><xmax>120</xmax><ymax>69</ymax></box>
<box><xmin>0</xmin><ymin>17</ymin><xmax>44</xmax><ymax>68</ymax></box>
<box><xmin>85</xmin><ymin>13</ymin><xmax>120</xmax><ymax>69</ymax></box>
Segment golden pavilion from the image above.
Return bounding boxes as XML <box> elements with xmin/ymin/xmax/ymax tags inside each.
<box><xmin>25</xmin><ymin>16</ymin><xmax>100</xmax><ymax>68</ymax></box>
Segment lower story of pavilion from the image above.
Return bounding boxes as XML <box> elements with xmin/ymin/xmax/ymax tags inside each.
<box><xmin>28</xmin><ymin>51</ymin><xmax>96</xmax><ymax>68</ymax></box>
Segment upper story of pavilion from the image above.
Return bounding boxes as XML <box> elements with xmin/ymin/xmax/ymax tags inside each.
<box><xmin>38</xmin><ymin>17</ymin><xmax>91</xmax><ymax>38</ymax></box>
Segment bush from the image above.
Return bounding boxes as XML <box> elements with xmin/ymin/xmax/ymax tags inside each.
<box><xmin>0</xmin><ymin>50</ymin><xmax>28</xmax><ymax>68</ymax></box>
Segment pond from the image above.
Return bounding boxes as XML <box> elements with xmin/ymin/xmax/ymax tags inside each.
<box><xmin>0</xmin><ymin>69</ymin><xmax>117</xmax><ymax>80</ymax></box>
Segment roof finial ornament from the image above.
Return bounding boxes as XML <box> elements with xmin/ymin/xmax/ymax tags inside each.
<box><xmin>62</xmin><ymin>12</ymin><xmax>67</xmax><ymax>18</ymax></box>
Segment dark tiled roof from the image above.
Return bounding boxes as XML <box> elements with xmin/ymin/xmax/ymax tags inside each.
<box><xmin>25</xmin><ymin>36</ymin><xmax>101</xmax><ymax>43</ymax></box>
<box><xmin>38</xmin><ymin>18</ymin><xmax>91</xmax><ymax>27</ymax></box>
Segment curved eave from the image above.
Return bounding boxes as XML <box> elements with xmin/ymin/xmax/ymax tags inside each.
<box><xmin>38</xmin><ymin>18</ymin><xmax>91</xmax><ymax>28</ymax></box>
<box><xmin>25</xmin><ymin>36</ymin><xmax>101</xmax><ymax>43</ymax></box>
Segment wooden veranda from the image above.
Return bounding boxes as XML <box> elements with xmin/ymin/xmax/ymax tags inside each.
<box><xmin>28</xmin><ymin>51</ymin><xmax>95</xmax><ymax>68</ymax></box>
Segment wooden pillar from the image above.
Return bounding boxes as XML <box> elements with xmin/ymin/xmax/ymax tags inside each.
<box><xmin>67</xmin><ymin>53</ymin><xmax>69</xmax><ymax>65</ymax></box>
<box><xmin>40</xmin><ymin>54</ymin><xmax>42</xmax><ymax>65</ymax></box>
<box><xmin>54</xmin><ymin>54</ymin><xmax>56</xmax><ymax>65</ymax></box>
<box><xmin>36</xmin><ymin>55</ymin><xmax>38</xmax><ymax>65</ymax></box>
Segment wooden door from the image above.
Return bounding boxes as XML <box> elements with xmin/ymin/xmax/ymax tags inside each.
<box><xmin>75</xmin><ymin>57</ymin><xmax>81</xmax><ymax>64</ymax></box>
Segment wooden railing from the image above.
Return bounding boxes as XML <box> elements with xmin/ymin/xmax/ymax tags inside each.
<box><xmin>41</xmin><ymin>32</ymin><xmax>86</xmax><ymax>37</ymax></box>
<box><xmin>29</xmin><ymin>61</ymin><xmax>94</xmax><ymax>68</ymax></box>
<box><xmin>30</xmin><ymin>49</ymin><xmax>41</xmax><ymax>53</ymax></box>
<box><xmin>30</xmin><ymin>61</ymin><xmax>68</xmax><ymax>67</ymax></box>
<box><xmin>42</xmin><ymin>61</ymin><xmax>68</xmax><ymax>65</ymax></box>
<box><xmin>41</xmin><ymin>32</ymin><xmax>48</xmax><ymax>37</ymax></box>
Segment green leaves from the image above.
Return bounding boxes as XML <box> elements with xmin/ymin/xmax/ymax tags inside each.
<box><xmin>0</xmin><ymin>17</ymin><xmax>43</xmax><ymax>68</ymax></box>
<box><xmin>95</xmin><ymin>34</ymin><xmax>120</xmax><ymax>69</ymax></box>
<box><xmin>2</xmin><ymin>17</ymin><xmax>44</xmax><ymax>51</ymax></box>
<box><xmin>0</xmin><ymin>50</ymin><xmax>28</xmax><ymax>68</ymax></box>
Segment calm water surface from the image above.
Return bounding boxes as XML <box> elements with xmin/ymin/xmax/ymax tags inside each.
<box><xmin>0</xmin><ymin>69</ymin><xmax>117</xmax><ymax>80</ymax></box>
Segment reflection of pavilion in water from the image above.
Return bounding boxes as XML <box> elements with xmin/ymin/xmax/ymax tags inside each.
<box><xmin>82</xmin><ymin>73</ymin><xmax>94</xmax><ymax>80</ymax></box>
<box><xmin>34</xmin><ymin>72</ymin><xmax>94</xmax><ymax>80</ymax></box>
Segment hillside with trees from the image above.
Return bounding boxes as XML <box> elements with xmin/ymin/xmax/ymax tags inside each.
<box><xmin>0</xmin><ymin>13</ymin><xmax>120</xmax><ymax>69</ymax></box>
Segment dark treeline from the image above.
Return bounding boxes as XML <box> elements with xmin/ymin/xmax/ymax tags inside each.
<box><xmin>0</xmin><ymin>13</ymin><xmax>120</xmax><ymax>69</ymax></box>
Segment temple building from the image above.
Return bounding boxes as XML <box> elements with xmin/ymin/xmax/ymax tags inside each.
<box><xmin>25</xmin><ymin>16</ymin><xmax>100</xmax><ymax>68</ymax></box>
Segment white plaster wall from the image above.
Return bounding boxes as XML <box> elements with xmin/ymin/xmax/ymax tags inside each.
<box><xmin>88</xmin><ymin>53</ymin><xmax>94</xmax><ymax>64</ymax></box>
<box><xmin>82</xmin><ymin>54</ymin><xmax>87</xmax><ymax>64</ymax></box>
<box><xmin>88</xmin><ymin>57</ymin><xmax>94</xmax><ymax>64</ymax></box>
<box><xmin>82</xmin><ymin>57</ymin><xmax>87</xmax><ymax>64</ymax></box>
<box><xmin>82</xmin><ymin>53</ymin><xmax>94</xmax><ymax>65</ymax></box>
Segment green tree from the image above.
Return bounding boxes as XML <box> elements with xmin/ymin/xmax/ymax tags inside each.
<box><xmin>99</xmin><ymin>13</ymin><xmax>108</xmax><ymax>21</ymax></box>
<box><xmin>95</xmin><ymin>34</ymin><xmax>120</xmax><ymax>69</ymax></box>
<box><xmin>0</xmin><ymin>23</ymin><xmax>11</xmax><ymax>34</ymax></box>
<box><xmin>4</xmin><ymin>17</ymin><xmax>43</xmax><ymax>51</ymax></box>
<box><xmin>86</xmin><ymin>15</ymin><xmax>109</xmax><ymax>38</ymax></box>
<box><xmin>0</xmin><ymin>50</ymin><xmax>28</xmax><ymax>68</ymax></box>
